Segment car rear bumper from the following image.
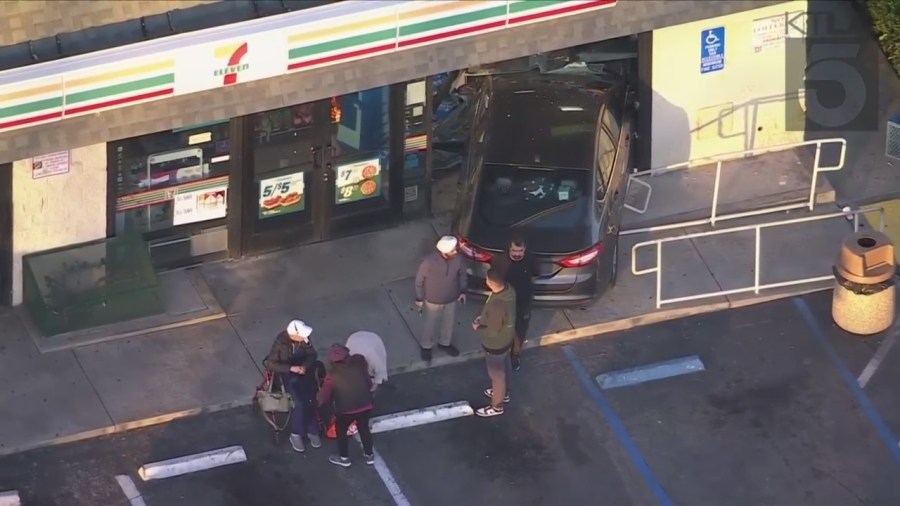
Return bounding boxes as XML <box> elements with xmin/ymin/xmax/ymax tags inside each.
<box><xmin>464</xmin><ymin>267</ymin><xmax>600</xmax><ymax>308</ymax></box>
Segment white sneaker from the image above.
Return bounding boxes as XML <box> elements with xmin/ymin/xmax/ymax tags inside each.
<box><xmin>308</xmin><ymin>434</ymin><xmax>322</xmax><ymax>449</ymax></box>
<box><xmin>475</xmin><ymin>405</ymin><xmax>505</xmax><ymax>417</ymax></box>
<box><xmin>483</xmin><ymin>388</ymin><xmax>510</xmax><ymax>403</ymax></box>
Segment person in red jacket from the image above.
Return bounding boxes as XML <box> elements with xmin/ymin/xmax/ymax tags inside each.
<box><xmin>318</xmin><ymin>344</ymin><xmax>375</xmax><ymax>467</ymax></box>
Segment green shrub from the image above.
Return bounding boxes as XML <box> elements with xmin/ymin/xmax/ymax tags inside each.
<box><xmin>866</xmin><ymin>0</ymin><xmax>900</xmax><ymax>74</ymax></box>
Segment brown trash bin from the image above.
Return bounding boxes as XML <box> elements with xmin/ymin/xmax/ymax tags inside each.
<box><xmin>832</xmin><ymin>231</ymin><xmax>896</xmax><ymax>335</ymax></box>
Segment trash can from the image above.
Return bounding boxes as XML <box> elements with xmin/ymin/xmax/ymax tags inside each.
<box><xmin>832</xmin><ymin>231</ymin><xmax>896</xmax><ymax>335</ymax></box>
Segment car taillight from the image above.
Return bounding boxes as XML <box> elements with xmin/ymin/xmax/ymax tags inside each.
<box><xmin>457</xmin><ymin>236</ymin><xmax>492</xmax><ymax>263</ymax></box>
<box><xmin>559</xmin><ymin>242</ymin><xmax>604</xmax><ymax>268</ymax></box>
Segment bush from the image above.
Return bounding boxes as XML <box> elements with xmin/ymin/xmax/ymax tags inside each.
<box><xmin>866</xmin><ymin>0</ymin><xmax>900</xmax><ymax>74</ymax></box>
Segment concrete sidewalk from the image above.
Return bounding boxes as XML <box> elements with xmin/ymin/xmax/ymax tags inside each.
<box><xmin>0</xmin><ymin>194</ymin><xmax>867</xmax><ymax>457</ymax></box>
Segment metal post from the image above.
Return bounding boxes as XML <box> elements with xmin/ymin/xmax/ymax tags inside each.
<box><xmin>655</xmin><ymin>242</ymin><xmax>663</xmax><ymax>308</ymax></box>
<box><xmin>710</xmin><ymin>161</ymin><xmax>722</xmax><ymax>226</ymax></box>
<box><xmin>754</xmin><ymin>226</ymin><xmax>761</xmax><ymax>294</ymax></box>
<box><xmin>808</xmin><ymin>142</ymin><xmax>823</xmax><ymax>211</ymax></box>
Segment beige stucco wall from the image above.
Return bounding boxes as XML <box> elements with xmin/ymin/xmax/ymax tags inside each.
<box><xmin>11</xmin><ymin>143</ymin><xmax>107</xmax><ymax>305</ymax></box>
<box><xmin>651</xmin><ymin>0</ymin><xmax>807</xmax><ymax>168</ymax></box>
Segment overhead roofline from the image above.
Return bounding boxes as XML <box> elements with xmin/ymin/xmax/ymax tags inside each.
<box><xmin>0</xmin><ymin>1</ymin><xmax>396</xmax><ymax>87</ymax></box>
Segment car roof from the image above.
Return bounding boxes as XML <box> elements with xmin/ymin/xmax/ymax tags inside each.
<box><xmin>481</xmin><ymin>74</ymin><xmax>613</xmax><ymax>169</ymax></box>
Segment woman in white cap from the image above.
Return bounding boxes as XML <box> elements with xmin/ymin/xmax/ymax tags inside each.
<box><xmin>346</xmin><ymin>330</ymin><xmax>388</xmax><ymax>391</ymax></box>
<box><xmin>414</xmin><ymin>235</ymin><xmax>468</xmax><ymax>362</ymax></box>
<box><xmin>263</xmin><ymin>319</ymin><xmax>321</xmax><ymax>453</ymax></box>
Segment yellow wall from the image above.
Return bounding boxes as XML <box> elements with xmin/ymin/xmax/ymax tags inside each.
<box><xmin>11</xmin><ymin>144</ymin><xmax>107</xmax><ymax>305</ymax></box>
<box><xmin>651</xmin><ymin>0</ymin><xmax>807</xmax><ymax>169</ymax></box>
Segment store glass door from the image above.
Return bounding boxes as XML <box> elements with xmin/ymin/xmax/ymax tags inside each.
<box><xmin>245</xmin><ymin>86</ymin><xmax>396</xmax><ymax>254</ymax></box>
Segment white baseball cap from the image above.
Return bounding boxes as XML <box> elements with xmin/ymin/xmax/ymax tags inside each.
<box><xmin>286</xmin><ymin>320</ymin><xmax>313</xmax><ymax>341</ymax></box>
<box><xmin>436</xmin><ymin>236</ymin><xmax>458</xmax><ymax>254</ymax></box>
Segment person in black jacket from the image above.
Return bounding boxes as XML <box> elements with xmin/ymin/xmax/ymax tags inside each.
<box><xmin>318</xmin><ymin>344</ymin><xmax>375</xmax><ymax>468</ymax></box>
<box><xmin>491</xmin><ymin>237</ymin><xmax>538</xmax><ymax>372</ymax></box>
<box><xmin>263</xmin><ymin>319</ymin><xmax>320</xmax><ymax>453</ymax></box>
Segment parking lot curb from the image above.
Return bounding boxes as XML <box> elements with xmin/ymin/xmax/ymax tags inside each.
<box><xmin>0</xmin><ymin>490</ymin><xmax>20</xmax><ymax>506</ymax></box>
<box><xmin>0</xmin><ymin>285</ymin><xmax>831</xmax><ymax>459</ymax></box>
<box><xmin>138</xmin><ymin>445</ymin><xmax>247</xmax><ymax>481</ymax></box>
<box><xmin>370</xmin><ymin>401</ymin><xmax>474</xmax><ymax>433</ymax></box>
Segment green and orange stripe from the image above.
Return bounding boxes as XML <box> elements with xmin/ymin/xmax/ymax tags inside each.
<box><xmin>116</xmin><ymin>176</ymin><xmax>228</xmax><ymax>212</ymax></box>
<box><xmin>64</xmin><ymin>59</ymin><xmax>175</xmax><ymax>118</ymax></box>
<box><xmin>0</xmin><ymin>79</ymin><xmax>64</xmax><ymax>130</ymax></box>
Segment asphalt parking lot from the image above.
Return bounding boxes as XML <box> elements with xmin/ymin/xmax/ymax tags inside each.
<box><xmin>2</xmin><ymin>291</ymin><xmax>900</xmax><ymax>506</ymax></box>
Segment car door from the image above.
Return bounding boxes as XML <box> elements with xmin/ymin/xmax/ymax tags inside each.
<box><xmin>601</xmin><ymin>88</ymin><xmax>630</xmax><ymax>236</ymax></box>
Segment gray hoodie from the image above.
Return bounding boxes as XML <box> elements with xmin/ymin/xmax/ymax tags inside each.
<box><xmin>415</xmin><ymin>251</ymin><xmax>467</xmax><ymax>305</ymax></box>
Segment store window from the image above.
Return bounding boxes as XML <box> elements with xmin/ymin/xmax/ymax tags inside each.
<box><xmin>111</xmin><ymin>121</ymin><xmax>231</xmax><ymax>236</ymax></box>
<box><xmin>331</xmin><ymin>86</ymin><xmax>391</xmax><ymax>210</ymax></box>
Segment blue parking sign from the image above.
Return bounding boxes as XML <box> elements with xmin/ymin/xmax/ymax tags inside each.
<box><xmin>700</xmin><ymin>26</ymin><xmax>725</xmax><ymax>74</ymax></box>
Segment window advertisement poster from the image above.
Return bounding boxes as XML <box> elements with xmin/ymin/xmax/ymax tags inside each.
<box><xmin>335</xmin><ymin>158</ymin><xmax>382</xmax><ymax>205</ymax></box>
<box><xmin>32</xmin><ymin>150</ymin><xmax>70</xmax><ymax>179</ymax></box>
<box><xmin>172</xmin><ymin>182</ymin><xmax>228</xmax><ymax>226</ymax></box>
<box><xmin>259</xmin><ymin>172</ymin><xmax>305</xmax><ymax>218</ymax></box>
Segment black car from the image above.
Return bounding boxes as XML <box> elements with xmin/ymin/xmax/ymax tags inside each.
<box><xmin>451</xmin><ymin>67</ymin><xmax>635</xmax><ymax>306</ymax></box>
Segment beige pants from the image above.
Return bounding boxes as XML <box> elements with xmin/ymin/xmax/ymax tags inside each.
<box><xmin>422</xmin><ymin>301</ymin><xmax>456</xmax><ymax>348</ymax></box>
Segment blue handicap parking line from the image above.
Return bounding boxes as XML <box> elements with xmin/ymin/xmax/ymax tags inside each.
<box><xmin>596</xmin><ymin>355</ymin><xmax>706</xmax><ymax>390</ymax></box>
<box><xmin>793</xmin><ymin>298</ymin><xmax>900</xmax><ymax>467</ymax></box>
<box><xmin>562</xmin><ymin>345</ymin><xmax>674</xmax><ymax>506</ymax></box>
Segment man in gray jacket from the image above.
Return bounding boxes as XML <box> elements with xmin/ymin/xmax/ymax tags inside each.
<box><xmin>415</xmin><ymin>235</ymin><xmax>467</xmax><ymax>362</ymax></box>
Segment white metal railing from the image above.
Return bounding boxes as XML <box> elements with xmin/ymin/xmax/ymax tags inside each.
<box><xmin>631</xmin><ymin>207</ymin><xmax>886</xmax><ymax>309</ymax></box>
<box><xmin>620</xmin><ymin>137</ymin><xmax>847</xmax><ymax>236</ymax></box>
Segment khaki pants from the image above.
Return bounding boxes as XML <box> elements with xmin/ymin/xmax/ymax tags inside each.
<box><xmin>422</xmin><ymin>301</ymin><xmax>456</xmax><ymax>349</ymax></box>
<box><xmin>485</xmin><ymin>352</ymin><xmax>511</xmax><ymax>408</ymax></box>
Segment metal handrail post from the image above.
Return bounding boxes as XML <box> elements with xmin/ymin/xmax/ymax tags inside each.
<box><xmin>808</xmin><ymin>141</ymin><xmax>824</xmax><ymax>211</ymax></box>
<box><xmin>754</xmin><ymin>227</ymin><xmax>761</xmax><ymax>294</ymax></box>
<box><xmin>656</xmin><ymin>242</ymin><xmax>663</xmax><ymax>309</ymax></box>
<box><xmin>710</xmin><ymin>161</ymin><xmax>722</xmax><ymax>226</ymax></box>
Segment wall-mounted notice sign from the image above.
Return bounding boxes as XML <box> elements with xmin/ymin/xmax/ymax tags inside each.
<box><xmin>32</xmin><ymin>150</ymin><xmax>70</xmax><ymax>179</ymax></box>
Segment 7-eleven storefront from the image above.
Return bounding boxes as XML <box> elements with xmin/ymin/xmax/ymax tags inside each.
<box><xmin>0</xmin><ymin>0</ymin><xmax>805</xmax><ymax>306</ymax></box>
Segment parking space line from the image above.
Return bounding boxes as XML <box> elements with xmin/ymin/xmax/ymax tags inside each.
<box><xmin>353</xmin><ymin>434</ymin><xmax>411</xmax><ymax>506</ymax></box>
<box><xmin>115</xmin><ymin>475</ymin><xmax>147</xmax><ymax>506</ymax></box>
<box><xmin>793</xmin><ymin>299</ymin><xmax>900</xmax><ymax>467</ymax></box>
<box><xmin>857</xmin><ymin>328</ymin><xmax>898</xmax><ymax>388</ymax></box>
<box><xmin>562</xmin><ymin>345</ymin><xmax>674</xmax><ymax>506</ymax></box>
<box><xmin>596</xmin><ymin>355</ymin><xmax>705</xmax><ymax>390</ymax></box>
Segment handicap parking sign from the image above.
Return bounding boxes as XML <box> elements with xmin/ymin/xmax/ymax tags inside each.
<box><xmin>700</xmin><ymin>26</ymin><xmax>725</xmax><ymax>74</ymax></box>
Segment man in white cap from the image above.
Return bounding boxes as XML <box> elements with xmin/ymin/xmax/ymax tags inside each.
<box><xmin>263</xmin><ymin>319</ymin><xmax>321</xmax><ymax>453</ymax></box>
<box><xmin>414</xmin><ymin>235</ymin><xmax>467</xmax><ymax>361</ymax></box>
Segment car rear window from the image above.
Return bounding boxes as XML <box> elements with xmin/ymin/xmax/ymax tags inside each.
<box><xmin>475</xmin><ymin>164</ymin><xmax>591</xmax><ymax>228</ymax></box>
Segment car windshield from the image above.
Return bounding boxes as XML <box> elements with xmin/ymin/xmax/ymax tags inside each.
<box><xmin>475</xmin><ymin>164</ymin><xmax>591</xmax><ymax>228</ymax></box>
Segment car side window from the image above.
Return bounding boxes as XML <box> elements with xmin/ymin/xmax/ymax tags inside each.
<box><xmin>467</xmin><ymin>95</ymin><xmax>489</xmax><ymax>184</ymax></box>
<box><xmin>596</xmin><ymin>127</ymin><xmax>616</xmax><ymax>200</ymax></box>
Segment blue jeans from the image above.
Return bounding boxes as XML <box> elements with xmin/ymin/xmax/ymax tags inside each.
<box><xmin>285</xmin><ymin>375</ymin><xmax>319</xmax><ymax>436</ymax></box>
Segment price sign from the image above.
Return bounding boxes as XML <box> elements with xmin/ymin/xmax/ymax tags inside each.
<box><xmin>335</xmin><ymin>158</ymin><xmax>382</xmax><ymax>205</ymax></box>
<box><xmin>259</xmin><ymin>172</ymin><xmax>305</xmax><ymax>218</ymax></box>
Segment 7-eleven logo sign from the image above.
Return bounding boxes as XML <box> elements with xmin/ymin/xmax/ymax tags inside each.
<box><xmin>213</xmin><ymin>42</ymin><xmax>249</xmax><ymax>86</ymax></box>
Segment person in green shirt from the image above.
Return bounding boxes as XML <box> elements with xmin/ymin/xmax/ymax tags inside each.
<box><xmin>471</xmin><ymin>268</ymin><xmax>517</xmax><ymax>417</ymax></box>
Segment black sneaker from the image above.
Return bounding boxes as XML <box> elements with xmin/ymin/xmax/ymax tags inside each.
<box><xmin>420</xmin><ymin>347</ymin><xmax>432</xmax><ymax>362</ymax></box>
<box><xmin>511</xmin><ymin>355</ymin><xmax>522</xmax><ymax>372</ymax></box>
<box><xmin>329</xmin><ymin>455</ymin><xmax>351</xmax><ymax>468</ymax></box>
<box><xmin>364</xmin><ymin>453</ymin><xmax>375</xmax><ymax>465</ymax></box>
<box><xmin>438</xmin><ymin>344</ymin><xmax>460</xmax><ymax>357</ymax></box>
